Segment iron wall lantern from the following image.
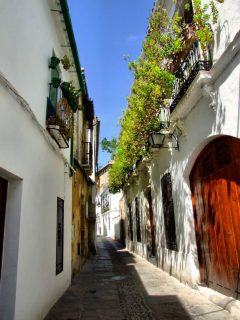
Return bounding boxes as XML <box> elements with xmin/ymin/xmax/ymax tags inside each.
<box><xmin>148</xmin><ymin>106</ymin><xmax>179</xmax><ymax>151</ymax></box>
<box><xmin>148</xmin><ymin>131</ymin><xmax>179</xmax><ymax>151</ymax></box>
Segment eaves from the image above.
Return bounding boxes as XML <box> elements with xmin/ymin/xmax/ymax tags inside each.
<box><xmin>59</xmin><ymin>0</ymin><xmax>87</xmax><ymax>97</ymax></box>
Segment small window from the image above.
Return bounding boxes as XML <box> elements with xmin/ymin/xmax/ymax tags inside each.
<box><xmin>56</xmin><ymin>198</ymin><xmax>64</xmax><ymax>275</ymax></box>
<box><xmin>161</xmin><ymin>173</ymin><xmax>177</xmax><ymax>251</ymax></box>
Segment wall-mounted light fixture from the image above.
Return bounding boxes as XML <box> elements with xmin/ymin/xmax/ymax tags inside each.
<box><xmin>148</xmin><ymin>131</ymin><xmax>179</xmax><ymax>151</ymax></box>
<box><xmin>148</xmin><ymin>106</ymin><xmax>180</xmax><ymax>151</ymax></box>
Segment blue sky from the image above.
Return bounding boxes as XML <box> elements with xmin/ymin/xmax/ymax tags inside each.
<box><xmin>68</xmin><ymin>0</ymin><xmax>154</xmax><ymax>168</ymax></box>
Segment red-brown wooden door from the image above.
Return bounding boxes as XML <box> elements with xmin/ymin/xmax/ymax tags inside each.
<box><xmin>0</xmin><ymin>177</ymin><xmax>8</xmax><ymax>279</ymax></box>
<box><xmin>190</xmin><ymin>137</ymin><xmax>240</xmax><ymax>298</ymax></box>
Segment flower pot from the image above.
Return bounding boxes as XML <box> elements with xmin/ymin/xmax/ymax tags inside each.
<box><xmin>61</xmin><ymin>82</ymin><xmax>71</xmax><ymax>91</ymax></box>
<box><xmin>68</xmin><ymin>96</ymin><xmax>79</xmax><ymax>112</ymax></box>
<box><xmin>61</xmin><ymin>55</ymin><xmax>71</xmax><ymax>70</ymax></box>
<box><xmin>52</xmin><ymin>77</ymin><xmax>61</xmax><ymax>88</ymax></box>
<box><xmin>49</xmin><ymin>56</ymin><xmax>60</xmax><ymax>69</ymax></box>
<box><xmin>60</xmin><ymin>82</ymin><xmax>71</xmax><ymax>98</ymax></box>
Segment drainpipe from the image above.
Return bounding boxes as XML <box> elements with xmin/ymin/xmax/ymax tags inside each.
<box><xmin>70</xmin><ymin>114</ymin><xmax>74</xmax><ymax>177</ymax></box>
<box><xmin>77</xmin><ymin>110</ymin><xmax>80</xmax><ymax>160</ymax></box>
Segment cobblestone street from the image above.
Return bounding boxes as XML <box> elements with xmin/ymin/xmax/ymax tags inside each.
<box><xmin>45</xmin><ymin>237</ymin><xmax>232</xmax><ymax>320</ymax></box>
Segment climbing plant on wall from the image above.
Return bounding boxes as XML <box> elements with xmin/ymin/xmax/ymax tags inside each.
<box><xmin>109</xmin><ymin>0</ymin><xmax>223</xmax><ymax>193</ymax></box>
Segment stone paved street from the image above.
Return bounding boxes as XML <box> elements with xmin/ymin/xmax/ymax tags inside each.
<box><xmin>45</xmin><ymin>237</ymin><xmax>232</xmax><ymax>320</ymax></box>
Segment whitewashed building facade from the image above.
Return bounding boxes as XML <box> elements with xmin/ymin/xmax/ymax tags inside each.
<box><xmin>124</xmin><ymin>0</ymin><xmax>240</xmax><ymax>299</ymax></box>
<box><xmin>96</xmin><ymin>163</ymin><xmax>123</xmax><ymax>241</ymax></box>
<box><xmin>0</xmin><ymin>1</ymin><xmax>87</xmax><ymax>319</ymax></box>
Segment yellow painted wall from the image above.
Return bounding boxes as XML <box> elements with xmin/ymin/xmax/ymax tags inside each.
<box><xmin>72</xmin><ymin>168</ymin><xmax>89</xmax><ymax>275</ymax></box>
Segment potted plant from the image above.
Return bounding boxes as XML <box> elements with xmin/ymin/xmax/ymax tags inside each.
<box><xmin>60</xmin><ymin>82</ymin><xmax>80</xmax><ymax>112</ymax></box>
<box><xmin>61</xmin><ymin>55</ymin><xmax>73</xmax><ymax>70</ymax></box>
<box><xmin>52</xmin><ymin>76</ymin><xmax>61</xmax><ymax>88</ymax></box>
<box><xmin>49</xmin><ymin>56</ymin><xmax>60</xmax><ymax>69</ymax></box>
<box><xmin>60</xmin><ymin>81</ymin><xmax>71</xmax><ymax>98</ymax></box>
<box><xmin>68</xmin><ymin>96</ymin><xmax>79</xmax><ymax>112</ymax></box>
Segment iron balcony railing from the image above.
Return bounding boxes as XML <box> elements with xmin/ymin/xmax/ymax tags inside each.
<box><xmin>170</xmin><ymin>41</ymin><xmax>212</xmax><ymax>113</ymax></box>
<box><xmin>46</xmin><ymin>91</ymin><xmax>72</xmax><ymax>149</ymax></box>
<box><xmin>82</xmin><ymin>142</ymin><xmax>93</xmax><ymax>167</ymax></box>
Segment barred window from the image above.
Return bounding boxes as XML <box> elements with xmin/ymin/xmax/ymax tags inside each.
<box><xmin>161</xmin><ymin>173</ymin><xmax>177</xmax><ymax>251</ymax></box>
<box><xmin>128</xmin><ymin>204</ymin><xmax>133</xmax><ymax>241</ymax></box>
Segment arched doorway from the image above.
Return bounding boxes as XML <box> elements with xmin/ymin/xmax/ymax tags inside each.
<box><xmin>190</xmin><ymin>136</ymin><xmax>240</xmax><ymax>298</ymax></box>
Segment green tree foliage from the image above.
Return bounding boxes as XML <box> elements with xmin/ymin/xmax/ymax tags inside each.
<box><xmin>192</xmin><ymin>0</ymin><xmax>220</xmax><ymax>50</ymax></box>
<box><xmin>101</xmin><ymin>138</ymin><xmax>117</xmax><ymax>159</ymax></box>
<box><xmin>109</xmin><ymin>5</ymin><xmax>180</xmax><ymax>193</ymax></box>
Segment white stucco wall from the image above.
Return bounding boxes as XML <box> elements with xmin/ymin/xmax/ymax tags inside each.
<box><xmin>108</xmin><ymin>192</ymin><xmax>122</xmax><ymax>239</ymax></box>
<box><xmin>212</xmin><ymin>0</ymin><xmax>240</xmax><ymax>61</ymax></box>
<box><xmin>0</xmin><ymin>1</ymin><xmax>78</xmax><ymax>319</ymax></box>
<box><xmin>96</xmin><ymin>192</ymin><xmax>122</xmax><ymax>240</ymax></box>
<box><xmin>0</xmin><ymin>82</ymin><xmax>72</xmax><ymax>320</ymax></box>
<box><xmin>124</xmin><ymin>0</ymin><xmax>240</xmax><ymax>288</ymax></box>
<box><xmin>149</xmin><ymin>25</ymin><xmax>240</xmax><ymax>286</ymax></box>
<box><xmin>0</xmin><ymin>0</ymin><xmax>79</xmax><ymax>128</ymax></box>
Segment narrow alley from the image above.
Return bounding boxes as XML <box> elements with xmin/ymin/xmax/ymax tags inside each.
<box><xmin>45</xmin><ymin>237</ymin><xmax>230</xmax><ymax>320</ymax></box>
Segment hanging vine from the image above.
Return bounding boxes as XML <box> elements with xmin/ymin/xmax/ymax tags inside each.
<box><xmin>109</xmin><ymin>0</ymin><xmax>223</xmax><ymax>193</ymax></box>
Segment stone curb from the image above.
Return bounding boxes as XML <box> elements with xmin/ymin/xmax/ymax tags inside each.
<box><xmin>197</xmin><ymin>286</ymin><xmax>240</xmax><ymax>320</ymax></box>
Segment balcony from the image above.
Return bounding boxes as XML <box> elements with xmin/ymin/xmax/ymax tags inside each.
<box><xmin>170</xmin><ymin>41</ymin><xmax>212</xmax><ymax>113</ymax></box>
<box><xmin>82</xmin><ymin>142</ymin><xmax>93</xmax><ymax>168</ymax></box>
<box><xmin>46</xmin><ymin>94</ymin><xmax>72</xmax><ymax>149</ymax></box>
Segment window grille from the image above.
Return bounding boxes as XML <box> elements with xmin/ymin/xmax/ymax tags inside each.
<box><xmin>161</xmin><ymin>173</ymin><xmax>177</xmax><ymax>251</ymax></box>
<box><xmin>128</xmin><ymin>205</ymin><xmax>133</xmax><ymax>241</ymax></box>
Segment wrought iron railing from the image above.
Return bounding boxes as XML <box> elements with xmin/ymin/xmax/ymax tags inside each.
<box><xmin>82</xmin><ymin>142</ymin><xmax>93</xmax><ymax>167</ymax></box>
<box><xmin>46</xmin><ymin>94</ymin><xmax>72</xmax><ymax>148</ymax></box>
<box><xmin>170</xmin><ymin>41</ymin><xmax>212</xmax><ymax>113</ymax></box>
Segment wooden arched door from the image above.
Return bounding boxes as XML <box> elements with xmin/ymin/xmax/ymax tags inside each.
<box><xmin>190</xmin><ymin>136</ymin><xmax>240</xmax><ymax>298</ymax></box>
